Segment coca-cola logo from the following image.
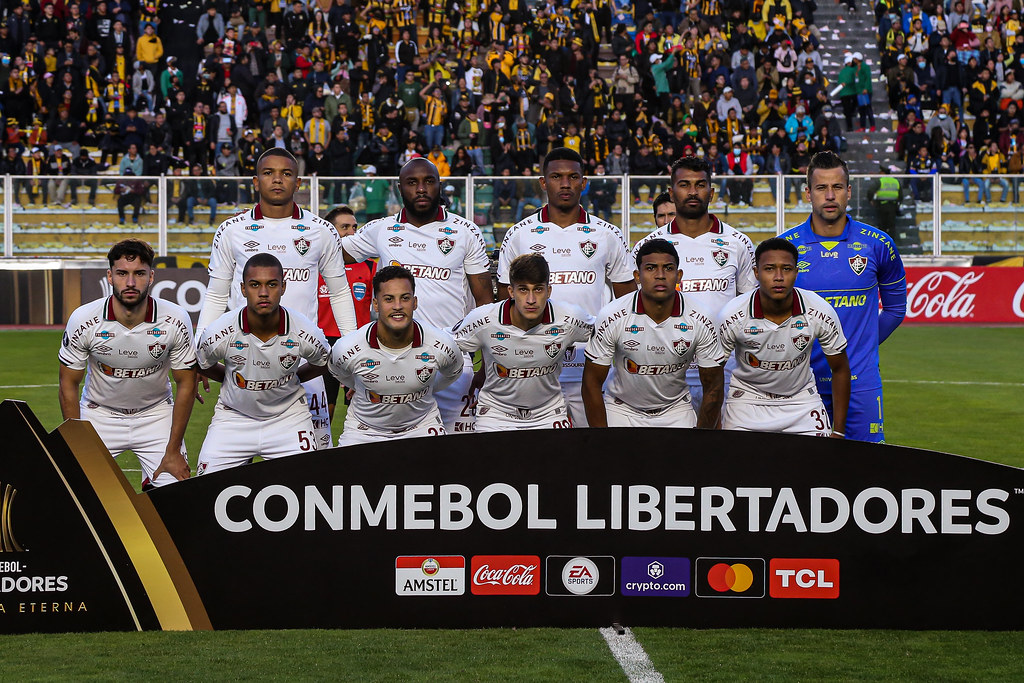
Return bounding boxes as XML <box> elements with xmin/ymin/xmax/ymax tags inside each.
<box><xmin>1014</xmin><ymin>281</ymin><xmax>1024</xmax><ymax>319</ymax></box>
<box><xmin>907</xmin><ymin>270</ymin><xmax>982</xmax><ymax>320</ymax></box>
<box><xmin>470</xmin><ymin>555</ymin><xmax>540</xmax><ymax>595</ymax></box>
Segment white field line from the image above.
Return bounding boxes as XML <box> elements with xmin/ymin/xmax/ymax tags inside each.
<box><xmin>886</xmin><ymin>379</ymin><xmax>1024</xmax><ymax>387</ymax></box>
<box><xmin>600</xmin><ymin>626</ymin><xmax>665</xmax><ymax>683</ymax></box>
<box><xmin>0</xmin><ymin>383</ymin><xmax>59</xmax><ymax>389</ymax></box>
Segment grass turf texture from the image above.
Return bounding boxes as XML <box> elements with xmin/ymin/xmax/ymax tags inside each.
<box><xmin>1</xmin><ymin>326</ymin><xmax>1023</xmax><ymax>678</ymax></box>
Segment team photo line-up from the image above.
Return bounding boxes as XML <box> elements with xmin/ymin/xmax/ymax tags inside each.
<box><xmin>58</xmin><ymin>145</ymin><xmax>907</xmax><ymax>488</ymax></box>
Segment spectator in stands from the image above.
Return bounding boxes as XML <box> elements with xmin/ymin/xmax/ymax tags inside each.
<box><xmin>785</xmin><ymin>104</ymin><xmax>814</xmax><ymax>142</ymax></box>
<box><xmin>837</xmin><ymin>55</ymin><xmax>859</xmax><ymax>131</ymax></box>
<box><xmin>71</xmin><ymin>148</ymin><xmax>99</xmax><ymax>207</ymax></box>
<box><xmin>46</xmin><ymin>145</ymin><xmax>72</xmax><ymax>209</ymax></box>
<box><xmin>113</xmin><ymin>169</ymin><xmax>147</xmax><ymax>224</ymax></box>
<box><xmin>960</xmin><ymin>142</ymin><xmax>987</xmax><ymax>203</ymax></box>
<box><xmin>214</xmin><ymin>142</ymin><xmax>240</xmax><ymax>205</ymax></box>
<box><xmin>926</xmin><ymin>105</ymin><xmax>956</xmax><ymax>141</ymax></box>
<box><xmin>119</xmin><ymin>143</ymin><xmax>143</xmax><ymax>176</ymax></box>
<box><xmin>179</xmin><ymin>164</ymin><xmax>217</xmax><ymax>226</ymax></box>
<box><xmin>981</xmin><ymin>141</ymin><xmax>1010</xmax><ymax>203</ymax></box>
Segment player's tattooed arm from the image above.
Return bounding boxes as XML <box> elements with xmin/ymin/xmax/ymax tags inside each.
<box><xmin>58</xmin><ymin>363</ymin><xmax>86</xmax><ymax>420</ymax></box>
<box><xmin>469</xmin><ymin>271</ymin><xmax>496</xmax><ymax>306</ymax></box>
<box><xmin>581</xmin><ymin>359</ymin><xmax>611</xmax><ymax>428</ymax></box>
<box><xmin>155</xmin><ymin>366</ymin><xmax>197</xmax><ymax>482</ymax></box>
<box><xmin>825</xmin><ymin>350</ymin><xmax>851</xmax><ymax>439</ymax></box>
<box><xmin>696</xmin><ymin>365</ymin><xmax>724</xmax><ymax>429</ymax></box>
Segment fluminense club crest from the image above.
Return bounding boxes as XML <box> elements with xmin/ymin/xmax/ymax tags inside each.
<box><xmin>712</xmin><ymin>249</ymin><xmax>728</xmax><ymax>267</ymax></box>
<box><xmin>280</xmin><ymin>354</ymin><xmax>298</xmax><ymax>370</ymax></box>
<box><xmin>792</xmin><ymin>333</ymin><xmax>811</xmax><ymax>351</ymax></box>
<box><xmin>293</xmin><ymin>236</ymin><xmax>311</xmax><ymax>256</ymax></box>
<box><xmin>672</xmin><ymin>338</ymin><xmax>691</xmax><ymax>356</ymax></box>
<box><xmin>580</xmin><ymin>240</ymin><xmax>597</xmax><ymax>259</ymax></box>
<box><xmin>148</xmin><ymin>342</ymin><xmax>167</xmax><ymax>359</ymax></box>
<box><xmin>437</xmin><ymin>237</ymin><xmax>455</xmax><ymax>255</ymax></box>
<box><xmin>416</xmin><ymin>366</ymin><xmax>435</xmax><ymax>383</ymax></box>
<box><xmin>545</xmin><ymin>341</ymin><xmax>562</xmax><ymax>358</ymax></box>
<box><xmin>849</xmin><ymin>254</ymin><xmax>868</xmax><ymax>275</ymax></box>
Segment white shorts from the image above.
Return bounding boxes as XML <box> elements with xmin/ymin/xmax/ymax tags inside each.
<box><xmin>303</xmin><ymin>375</ymin><xmax>332</xmax><ymax>449</ymax></box>
<box><xmin>337</xmin><ymin>405</ymin><xmax>446</xmax><ymax>446</ymax></box>
<box><xmin>722</xmin><ymin>398</ymin><xmax>833</xmax><ymax>436</ymax></box>
<box><xmin>475</xmin><ymin>400</ymin><xmax>573</xmax><ymax>432</ymax></box>
<box><xmin>434</xmin><ymin>356</ymin><xmax>476</xmax><ymax>434</ymax></box>
<box><xmin>81</xmin><ymin>398</ymin><xmax>183</xmax><ymax>488</ymax></box>
<box><xmin>560</xmin><ymin>378</ymin><xmax>588</xmax><ymax>428</ymax></box>
<box><xmin>605</xmin><ymin>396</ymin><xmax>696</xmax><ymax>428</ymax></box>
<box><xmin>197</xmin><ymin>398</ymin><xmax>317</xmax><ymax>475</ymax></box>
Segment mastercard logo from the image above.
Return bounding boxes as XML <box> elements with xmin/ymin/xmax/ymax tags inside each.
<box><xmin>694</xmin><ymin>557</ymin><xmax>765</xmax><ymax>598</ymax></box>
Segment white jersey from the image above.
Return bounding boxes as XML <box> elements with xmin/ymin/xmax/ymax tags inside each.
<box><xmin>586</xmin><ymin>291</ymin><xmax>726</xmax><ymax>412</ymax></box>
<box><xmin>197</xmin><ymin>306</ymin><xmax>330</xmax><ymax>419</ymax></box>
<box><xmin>718</xmin><ymin>288</ymin><xmax>847</xmax><ymax>402</ymax></box>
<box><xmin>341</xmin><ymin>207</ymin><xmax>490</xmax><ymax>328</ymax></box>
<box><xmin>208</xmin><ymin>204</ymin><xmax>348</xmax><ymax>325</ymax></box>
<box><xmin>452</xmin><ymin>299</ymin><xmax>594</xmax><ymax>415</ymax></box>
<box><xmin>631</xmin><ymin>215</ymin><xmax>757</xmax><ymax>317</ymax></box>
<box><xmin>329</xmin><ymin>320</ymin><xmax>463</xmax><ymax>431</ymax></box>
<box><xmin>498</xmin><ymin>206</ymin><xmax>633</xmax><ymax>314</ymax></box>
<box><xmin>59</xmin><ymin>296</ymin><xmax>197</xmax><ymax>411</ymax></box>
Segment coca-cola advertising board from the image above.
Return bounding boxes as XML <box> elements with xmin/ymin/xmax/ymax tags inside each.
<box><xmin>905</xmin><ymin>267</ymin><xmax>1024</xmax><ymax>324</ymax></box>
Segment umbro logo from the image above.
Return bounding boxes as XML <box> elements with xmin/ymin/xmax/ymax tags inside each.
<box><xmin>389</xmin><ymin>236</ymin><xmax>403</xmax><ymax>245</ymax></box>
<box><xmin>229</xmin><ymin>354</ymin><xmax>246</xmax><ymax>364</ymax></box>
<box><xmin>530</xmin><ymin>244</ymin><xmax>545</xmax><ymax>252</ymax></box>
<box><xmin>623</xmin><ymin>340</ymin><xmax>640</xmax><ymax>350</ymax></box>
<box><xmin>243</xmin><ymin>240</ymin><xmax>260</xmax><ymax>251</ymax></box>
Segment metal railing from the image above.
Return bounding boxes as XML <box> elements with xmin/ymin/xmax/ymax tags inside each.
<box><xmin>3</xmin><ymin>173</ymin><xmax>1023</xmax><ymax>259</ymax></box>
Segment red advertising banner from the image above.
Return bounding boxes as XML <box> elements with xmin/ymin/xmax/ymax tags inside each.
<box><xmin>905</xmin><ymin>267</ymin><xmax>1024</xmax><ymax>324</ymax></box>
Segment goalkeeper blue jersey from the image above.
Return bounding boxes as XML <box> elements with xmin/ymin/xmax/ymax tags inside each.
<box><xmin>779</xmin><ymin>215</ymin><xmax>907</xmax><ymax>394</ymax></box>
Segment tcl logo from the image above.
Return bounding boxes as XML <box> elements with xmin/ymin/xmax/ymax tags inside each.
<box><xmin>769</xmin><ymin>559</ymin><xmax>840</xmax><ymax>599</ymax></box>
<box><xmin>470</xmin><ymin>555</ymin><xmax>540</xmax><ymax>595</ymax></box>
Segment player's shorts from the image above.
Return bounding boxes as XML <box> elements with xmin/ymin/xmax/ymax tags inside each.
<box><xmin>303</xmin><ymin>375</ymin><xmax>332</xmax><ymax>450</ymax></box>
<box><xmin>560</xmin><ymin>344</ymin><xmax>587</xmax><ymax>427</ymax></box>
<box><xmin>475</xmin><ymin>400</ymin><xmax>573</xmax><ymax>432</ymax></box>
<box><xmin>337</xmin><ymin>405</ymin><xmax>446</xmax><ymax>446</ymax></box>
<box><xmin>688</xmin><ymin>353</ymin><xmax>736</xmax><ymax>416</ymax></box>
<box><xmin>822</xmin><ymin>389</ymin><xmax>884</xmax><ymax>443</ymax></box>
<box><xmin>605</xmin><ymin>396</ymin><xmax>696</xmax><ymax>428</ymax></box>
<box><xmin>81</xmin><ymin>397</ymin><xmax>183</xmax><ymax>488</ymax></box>
<box><xmin>196</xmin><ymin>398</ymin><xmax>317</xmax><ymax>476</ymax></box>
<box><xmin>434</xmin><ymin>356</ymin><xmax>476</xmax><ymax>434</ymax></box>
<box><xmin>722</xmin><ymin>398</ymin><xmax>832</xmax><ymax>436</ymax></box>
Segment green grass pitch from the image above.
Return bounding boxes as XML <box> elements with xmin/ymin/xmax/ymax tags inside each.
<box><xmin>1</xmin><ymin>326</ymin><xmax>1022</xmax><ymax>678</ymax></box>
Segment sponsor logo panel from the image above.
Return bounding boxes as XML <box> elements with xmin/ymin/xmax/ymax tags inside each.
<box><xmin>694</xmin><ymin>557</ymin><xmax>765</xmax><ymax>598</ymax></box>
<box><xmin>395</xmin><ymin>556</ymin><xmax>465</xmax><ymax>595</ymax></box>
<box><xmin>769</xmin><ymin>558</ymin><xmax>840</xmax><ymax>599</ymax></box>
<box><xmin>621</xmin><ymin>557</ymin><xmax>691</xmax><ymax>597</ymax></box>
<box><xmin>545</xmin><ymin>556</ymin><xmax>615</xmax><ymax>596</ymax></box>
<box><xmin>470</xmin><ymin>555</ymin><xmax>540</xmax><ymax>595</ymax></box>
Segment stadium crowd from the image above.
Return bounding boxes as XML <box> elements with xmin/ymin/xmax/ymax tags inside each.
<box><xmin>2</xmin><ymin>0</ymin><xmax>870</xmax><ymax>212</ymax></box>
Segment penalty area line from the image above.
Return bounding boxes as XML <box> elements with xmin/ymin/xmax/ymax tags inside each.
<box><xmin>887</xmin><ymin>379</ymin><xmax>1024</xmax><ymax>387</ymax></box>
<box><xmin>600</xmin><ymin>626</ymin><xmax>665</xmax><ymax>683</ymax></box>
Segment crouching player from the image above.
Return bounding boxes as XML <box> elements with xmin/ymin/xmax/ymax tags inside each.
<box><xmin>329</xmin><ymin>266</ymin><xmax>463</xmax><ymax>445</ymax></box>
<box><xmin>452</xmin><ymin>253</ymin><xmax>594</xmax><ymax>431</ymax></box>
<box><xmin>59</xmin><ymin>238</ymin><xmax>197</xmax><ymax>488</ymax></box>
<box><xmin>195</xmin><ymin>253</ymin><xmax>331</xmax><ymax>474</ymax></box>
<box><xmin>582</xmin><ymin>239</ymin><xmax>726</xmax><ymax>428</ymax></box>
<box><xmin>717</xmin><ymin>238</ymin><xmax>850</xmax><ymax>437</ymax></box>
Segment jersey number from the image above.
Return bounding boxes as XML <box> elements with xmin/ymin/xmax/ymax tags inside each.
<box><xmin>297</xmin><ymin>430</ymin><xmax>315</xmax><ymax>451</ymax></box>
<box><xmin>810</xmin><ymin>410</ymin><xmax>827</xmax><ymax>431</ymax></box>
<box><xmin>552</xmin><ymin>418</ymin><xmax>573</xmax><ymax>429</ymax></box>
<box><xmin>460</xmin><ymin>393</ymin><xmax>476</xmax><ymax>417</ymax></box>
<box><xmin>427</xmin><ymin>427</ymin><xmax>443</xmax><ymax>436</ymax></box>
<box><xmin>309</xmin><ymin>391</ymin><xmax>327</xmax><ymax>412</ymax></box>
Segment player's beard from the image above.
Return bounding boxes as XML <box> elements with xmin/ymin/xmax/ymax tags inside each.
<box><xmin>404</xmin><ymin>192</ymin><xmax>441</xmax><ymax>222</ymax></box>
<box><xmin>675</xmin><ymin>196</ymin><xmax>710</xmax><ymax>220</ymax></box>
<box><xmin>112</xmin><ymin>281</ymin><xmax>151</xmax><ymax>311</ymax></box>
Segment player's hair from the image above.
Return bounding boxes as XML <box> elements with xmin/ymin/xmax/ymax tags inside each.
<box><xmin>806</xmin><ymin>150</ymin><xmax>850</xmax><ymax>187</ymax></box>
<box><xmin>652</xmin><ymin>192</ymin><xmax>673</xmax><ymax>217</ymax></box>
<box><xmin>635</xmin><ymin>238</ymin><xmax>679</xmax><ymax>270</ymax></box>
<box><xmin>323</xmin><ymin>205</ymin><xmax>355</xmax><ymax>224</ymax></box>
<box><xmin>670</xmin><ymin>155</ymin><xmax>713</xmax><ymax>182</ymax></box>
<box><xmin>541</xmin><ymin>147</ymin><xmax>585</xmax><ymax>174</ymax></box>
<box><xmin>373</xmin><ymin>265</ymin><xmax>416</xmax><ymax>294</ymax></box>
<box><xmin>754</xmin><ymin>237</ymin><xmax>799</xmax><ymax>266</ymax></box>
<box><xmin>256</xmin><ymin>147</ymin><xmax>298</xmax><ymax>172</ymax></box>
<box><xmin>242</xmin><ymin>252</ymin><xmax>285</xmax><ymax>280</ymax></box>
<box><xmin>508</xmin><ymin>253</ymin><xmax>550</xmax><ymax>285</ymax></box>
<box><xmin>107</xmin><ymin>238</ymin><xmax>154</xmax><ymax>268</ymax></box>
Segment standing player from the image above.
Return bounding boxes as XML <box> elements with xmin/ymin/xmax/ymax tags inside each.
<box><xmin>652</xmin><ymin>191</ymin><xmax>676</xmax><ymax>229</ymax></box>
<box><xmin>582</xmin><ymin>239</ymin><xmax>726</xmax><ymax>428</ymax></box>
<box><xmin>340</xmin><ymin>157</ymin><xmax>493</xmax><ymax>434</ymax></box>
<box><xmin>452</xmin><ymin>254</ymin><xmax>594</xmax><ymax>432</ymax></box>
<box><xmin>717</xmin><ymin>238</ymin><xmax>850</xmax><ymax>437</ymax></box>
<box><xmin>58</xmin><ymin>239</ymin><xmax>197</xmax><ymax>488</ymax></box>
<box><xmin>329</xmin><ymin>266</ymin><xmax>463</xmax><ymax>445</ymax></box>
<box><xmin>497</xmin><ymin>147</ymin><xmax>635</xmax><ymax>427</ymax></box>
<box><xmin>196</xmin><ymin>148</ymin><xmax>357</xmax><ymax>450</ymax></box>
<box><xmin>317</xmin><ymin>205</ymin><xmax>377</xmax><ymax>422</ymax></box>
<box><xmin>779</xmin><ymin>151</ymin><xmax>907</xmax><ymax>442</ymax></box>
<box><xmin>631</xmin><ymin>155</ymin><xmax>757</xmax><ymax>413</ymax></box>
<box><xmin>195</xmin><ymin>253</ymin><xmax>331</xmax><ymax>474</ymax></box>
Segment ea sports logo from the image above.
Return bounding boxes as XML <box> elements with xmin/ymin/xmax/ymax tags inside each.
<box><xmin>562</xmin><ymin>557</ymin><xmax>599</xmax><ymax>595</ymax></box>
<box><xmin>706</xmin><ymin>562</ymin><xmax>754</xmax><ymax>593</ymax></box>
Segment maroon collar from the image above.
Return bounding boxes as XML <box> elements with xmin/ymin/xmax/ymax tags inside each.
<box><xmin>751</xmin><ymin>290</ymin><xmax>803</xmax><ymax>319</ymax></box>
<box><xmin>668</xmin><ymin>213</ymin><xmax>722</xmax><ymax>235</ymax></box>
<box><xmin>367</xmin><ymin>320</ymin><xmax>424</xmax><ymax>349</ymax></box>
<box><xmin>253</xmin><ymin>203</ymin><xmax>301</xmax><ymax>220</ymax></box>
<box><xmin>397</xmin><ymin>206</ymin><xmax>446</xmax><ymax>224</ymax></box>
<box><xmin>104</xmin><ymin>296</ymin><xmax>156</xmax><ymax>323</ymax></box>
<box><xmin>539</xmin><ymin>205</ymin><xmax>588</xmax><ymax>225</ymax></box>
<box><xmin>240</xmin><ymin>307</ymin><xmax>287</xmax><ymax>334</ymax></box>
<box><xmin>498</xmin><ymin>298</ymin><xmax>554</xmax><ymax>326</ymax></box>
<box><xmin>633</xmin><ymin>291</ymin><xmax>683</xmax><ymax>317</ymax></box>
